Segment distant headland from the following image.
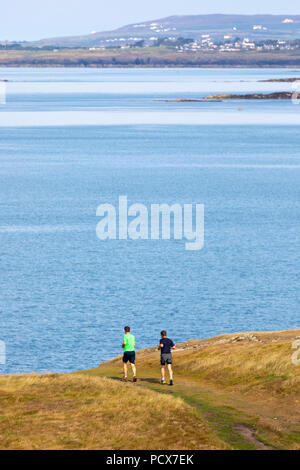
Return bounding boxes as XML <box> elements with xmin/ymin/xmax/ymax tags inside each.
<box><xmin>1</xmin><ymin>14</ymin><xmax>300</xmax><ymax>68</ymax></box>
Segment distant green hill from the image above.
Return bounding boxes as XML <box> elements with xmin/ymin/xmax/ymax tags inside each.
<box><xmin>27</xmin><ymin>14</ymin><xmax>300</xmax><ymax>48</ymax></box>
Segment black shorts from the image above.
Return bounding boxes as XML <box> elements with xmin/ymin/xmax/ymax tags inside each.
<box><xmin>123</xmin><ymin>351</ymin><xmax>135</xmax><ymax>364</ymax></box>
<box><xmin>161</xmin><ymin>353</ymin><xmax>172</xmax><ymax>365</ymax></box>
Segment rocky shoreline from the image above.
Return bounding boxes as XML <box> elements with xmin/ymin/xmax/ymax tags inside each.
<box><xmin>156</xmin><ymin>92</ymin><xmax>293</xmax><ymax>102</ymax></box>
<box><xmin>204</xmin><ymin>92</ymin><xmax>292</xmax><ymax>100</ymax></box>
<box><xmin>259</xmin><ymin>77</ymin><xmax>299</xmax><ymax>83</ymax></box>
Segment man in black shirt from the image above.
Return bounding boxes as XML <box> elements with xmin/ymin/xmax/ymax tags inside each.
<box><xmin>158</xmin><ymin>330</ymin><xmax>175</xmax><ymax>385</ymax></box>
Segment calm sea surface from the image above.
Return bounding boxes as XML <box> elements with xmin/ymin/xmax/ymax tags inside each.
<box><xmin>0</xmin><ymin>68</ymin><xmax>300</xmax><ymax>373</ymax></box>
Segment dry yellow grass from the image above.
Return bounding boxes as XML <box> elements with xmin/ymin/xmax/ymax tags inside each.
<box><xmin>0</xmin><ymin>373</ymin><xmax>224</xmax><ymax>450</ymax></box>
<box><xmin>168</xmin><ymin>330</ymin><xmax>300</xmax><ymax>393</ymax></box>
<box><xmin>0</xmin><ymin>329</ymin><xmax>299</xmax><ymax>450</ymax></box>
<box><xmin>90</xmin><ymin>329</ymin><xmax>300</xmax><ymax>450</ymax></box>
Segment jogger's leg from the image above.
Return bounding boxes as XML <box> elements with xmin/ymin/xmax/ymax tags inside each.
<box><xmin>167</xmin><ymin>363</ymin><xmax>173</xmax><ymax>381</ymax></box>
<box><xmin>123</xmin><ymin>362</ymin><xmax>128</xmax><ymax>377</ymax></box>
<box><xmin>130</xmin><ymin>363</ymin><xmax>136</xmax><ymax>377</ymax></box>
<box><xmin>161</xmin><ymin>365</ymin><xmax>165</xmax><ymax>380</ymax></box>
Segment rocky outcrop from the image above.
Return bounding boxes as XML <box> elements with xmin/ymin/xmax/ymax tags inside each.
<box><xmin>259</xmin><ymin>77</ymin><xmax>299</xmax><ymax>83</ymax></box>
<box><xmin>204</xmin><ymin>92</ymin><xmax>292</xmax><ymax>100</ymax></box>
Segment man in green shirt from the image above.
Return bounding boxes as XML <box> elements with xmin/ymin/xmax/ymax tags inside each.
<box><xmin>122</xmin><ymin>326</ymin><xmax>137</xmax><ymax>382</ymax></box>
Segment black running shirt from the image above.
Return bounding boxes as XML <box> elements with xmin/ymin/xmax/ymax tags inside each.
<box><xmin>159</xmin><ymin>337</ymin><xmax>175</xmax><ymax>354</ymax></box>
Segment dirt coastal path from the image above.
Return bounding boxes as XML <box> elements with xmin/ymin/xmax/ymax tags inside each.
<box><xmin>83</xmin><ymin>330</ymin><xmax>300</xmax><ymax>450</ymax></box>
<box><xmin>0</xmin><ymin>329</ymin><xmax>298</xmax><ymax>450</ymax></box>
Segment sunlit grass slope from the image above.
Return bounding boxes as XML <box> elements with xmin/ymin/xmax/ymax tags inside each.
<box><xmin>0</xmin><ymin>329</ymin><xmax>299</xmax><ymax>450</ymax></box>
<box><xmin>0</xmin><ymin>373</ymin><xmax>223</xmax><ymax>450</ymax></box>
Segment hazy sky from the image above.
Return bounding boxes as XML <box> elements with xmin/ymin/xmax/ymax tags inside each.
<box><xmin>2</xmin><ymin>0</ymin><xmax>300</xmax><ymax>41</ymax></box>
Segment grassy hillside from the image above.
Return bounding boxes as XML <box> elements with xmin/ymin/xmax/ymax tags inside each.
<box><xmin>0</xmin><ymin>329</ymin><xmax>299</xmax><ymax>450</ymax></box>
<box><xmin>0</xmin><ymin>48</ymin><xmax>300</xmax><ymax>68</ymax></box>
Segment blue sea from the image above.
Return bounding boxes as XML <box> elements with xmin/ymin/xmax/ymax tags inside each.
<box><xmin>0</xmin><ymin>67</ymin><xmax>299</xmax><ymax>373</ymax></box>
